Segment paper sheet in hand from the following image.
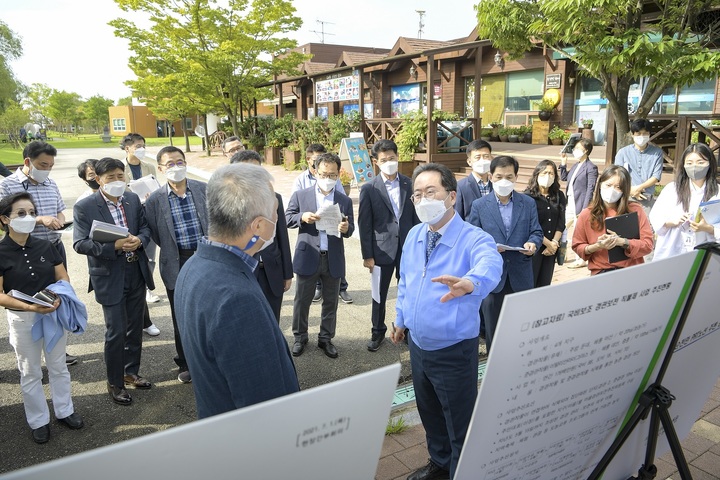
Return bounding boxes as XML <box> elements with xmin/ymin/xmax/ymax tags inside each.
<box><xmin>605</xmin><ymin>211</ymin><xmax>639</xmax><ymax>263</ymax></box>
<box><xmin>371</xmin><ymin>266</ymin><xmax>382</xmax><ymax>303</ymax></box>
<box><xmin>90</xmin><ymin>220</ymin><xmax>129</xmax><ymax>243</ymax></box>
<box><xmin>316</xmin><ymin>203</ymin><xmax>343</xmax><ymax>238</ymax></box>
<box><xmin>699</xmin><ymin>198</ymin><xmax>720</xmax><ymax>224</ymax></box>
<box><xmin>9</xmin><ymin>290</ymin><xmax>53</xmax><ymax>307</ymax></box>
<box><xmin>128</xmin><ymin>175</ymin><xmax>161</xmax><ymax>203</ymax></box>
<box><xmin>497</xmin><ymin>243</ymin><xmax>531</xmax><ymax>254</ymax></box>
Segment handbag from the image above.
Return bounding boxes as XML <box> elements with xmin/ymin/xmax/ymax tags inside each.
<box><xmin>556</xmin><ymin>241</ymin><xmax>567</xmax><ymax>266</ymax></box>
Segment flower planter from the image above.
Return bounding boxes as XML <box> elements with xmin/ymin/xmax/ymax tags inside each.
<box><xmin>264</xmin><ymin>146</ymin><xmax>281</xmax><ymax>166</ymax></box>
<box><xmin>508</xmin><ymin>135</ymin><xmax>519</xmax><ymax>143</ymax></box>
<box><xmin>550</xmin><ymin>137</ymin><xmax>563</xmax><ymax>145</ymax></box>
<box><xmin>538</xmin><ymin>111</ymin><xmax>552</xmax><ymax>121</ymax></box>
<box><xmin>283</xmin><ymin>148</ymin><xmax>301</xmax><ymax>169</ymax></box>
<box><xmin>499</xmin><ymin>135</ymin><xmax>509</xmax><ymax>142</ymax></box>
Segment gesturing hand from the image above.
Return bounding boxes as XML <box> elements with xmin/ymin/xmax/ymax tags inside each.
<box><xmin>431</xmin><ymin>275</ymin><xmax>474</xmax><ymax>303</ymax></box>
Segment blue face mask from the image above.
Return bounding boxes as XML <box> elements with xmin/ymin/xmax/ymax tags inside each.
<box><xmin>243</xmin><ymin>217</ymin><xmax>276</xmax><ymax>252</ymax></box>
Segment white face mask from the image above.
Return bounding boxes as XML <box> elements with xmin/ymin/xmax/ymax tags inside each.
<box><xmin>493</xmin><ymin>179</ymin><xmax>515</xmax><ymax>197</ymax></box>
<box><xmin>317</xmin><ymin>177</ymin><xmax>336</xmax><ymax>193</ymax></box>
<box><xmin>572</xmin><ymin>149</ymin><xmax>585</xmax><ymax>160</ymax></box>
<box><xmin>243</xmin><ymin>217</ymin><xmax>276</xmax><ymax>252</ymax></box>
<box><xmin>379</xmin><ymin>161</ymin><xmax>398</xmax><ymax>176</ymax></box>
<box><xmin>133</xmin><ymin>147</ymin><xmax>146</xmax><ymax>160</ymax></box>
<box><xmin>165</xmin><ymin>166</ymin><xmax>187</xmax><ymax>183</ymax></box>
<box><xmin>538</xmin><ymin>175</ymin><xmax>554</xmax><ymax>189</ymax></box>
<box><xmin>9</xmin><ymin>216</ymin><xmax>36</xmax><ymax>234</ymax></box>
<box><xmin>633</xmin><ymin>135</ymin><xmax>649</xmax><ymax>147</ymax></box>
<box><xmin>103</xmin><ymin>181</ymin><xmax>127</xmax><ymax>198</ymax></box>
<box><xmin>415</xmin><ymin>196</ymin><xmax>450</xmax><ymax>226</ymax></box>
<box><xmin>600</xmin><ymin>186</ymin><xmax>623</xmax><ymax>204</ymax></box>
<box><xmin>472</xmin><ymin>160</ymin><xmax>491</xmax><ymax>175</ymax></box>
<box><xmin>29</xmin><ymin>166</ymin><xmax>51</xmax><ymax>183</ymax></box>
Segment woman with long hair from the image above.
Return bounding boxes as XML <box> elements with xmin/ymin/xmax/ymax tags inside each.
<box><xmin>649</xmin><ymin>143</ymin><xmax>720</xmax><ymax>260</ymax></box>
<box><xmin>572</xmin><ymin>165</ymin><xmax>654</xmax><ymax>275</ymax></box>
<box><xmin>525</xmin><ymin>160</ymin><xmax>566</xmax><ymax>287</ymax></box>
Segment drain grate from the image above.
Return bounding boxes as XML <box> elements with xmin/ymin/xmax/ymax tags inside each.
<box><xmin>391</xmin><ymin>360</ymin><xmax>487</xmax><ymax>409</ymax></box>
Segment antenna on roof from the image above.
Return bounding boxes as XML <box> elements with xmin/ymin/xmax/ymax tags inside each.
<box><xmin>310</xmin><ymin>19</ymin><xmax>336</xmax><ymax>44</ymax></box>
<box><xmin>416</xmin><ymin>10</ymin><xmax>426</xmax><ymax>39</ymax></box>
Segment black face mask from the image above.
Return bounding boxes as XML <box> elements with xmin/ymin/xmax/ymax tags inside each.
<box><xmin>86</xmin><ymin>179</ymin><xmax>101</xmax><ymax>190</ymax></box>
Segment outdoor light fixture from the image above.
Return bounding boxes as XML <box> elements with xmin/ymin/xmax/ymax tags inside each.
<box><xmin>568</xmin><ymin>73</ymin><xmax>576</xmax><ymax>86</ymax></box>
<box><xmin>409</xmin><ymin>64</ymin><xmax>418</xmax><ymax>80</ymax></box>
<box><xmin>494</xmin><ymin>51</ymin><xmax>505</xmax><ymax>69</ymax></box>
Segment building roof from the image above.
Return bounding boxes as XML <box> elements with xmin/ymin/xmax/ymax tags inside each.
<box><xmin>336</xmin><ymin>51</ymin><xmax>388</xmax><ymax>67</ymax></box>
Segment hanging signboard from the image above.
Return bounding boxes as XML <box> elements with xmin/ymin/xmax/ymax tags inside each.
<box><xmin>315</xmin><ymin>71</ymin><xmax>360</xmax><ymax>104</ymax></box>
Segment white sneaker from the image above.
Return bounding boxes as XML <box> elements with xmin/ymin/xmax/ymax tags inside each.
<box><xmin>146</xmin><ymin>290</ymin><xmax>160</xmax><ymax>303</ymax></box>
<box><xmin>143</xmin><ymin>324</ymin><xmax>160</xmax><ymax>336</ymax></box>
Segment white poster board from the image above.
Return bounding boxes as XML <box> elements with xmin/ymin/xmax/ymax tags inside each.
<box><xmin>3</xmin><ymin>364</ymin><xmax>401</xmax><ymax>480</ymax></box>
<box><xmin>455</xmin><ymin>252</ymin><xmax>701</xmax><ymax>480</ymax></box>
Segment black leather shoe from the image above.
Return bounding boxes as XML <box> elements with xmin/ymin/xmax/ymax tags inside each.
<box><xmin>406</xmin><ymin>460</ymin><xmax>450</xmax><ymax>480</ymax></box>
<box><xmin>339</xmin><ymin>290</ymin><xmax>353</xmax><ymax>304</ymax></box>
<box><xmin>318</xmin><ymin>340</ymin><xmax>338</xmax><ymax>358</ymax></box>
<box><xmin>57</xmin><ymin>412</ymin><xmax>84</xmax><ymax>429</ymax></box>
<box><xmin>123</xmin><ymin>374</ymin><xmax>152</xmax><ymax>389</ymax></box>
<box><xmin>292</xmin><ymin>340</ymin><xmax>308</xmax><ymax>357</ymax></box>
<box><xmin>32</xmin><ymin>424</ymin><xmax>50</xmax><ymax>444</ymax></box>
<box><xmin>312</xmin><ymin>288</ymin><xmax>322</xmax><ymax>302</ymax></box>
<box><xmin>107</xmin><ymin>383</ymin><xmax>132</xmax><ymax>405</ymax></box>
<box><xmin>65</xmin><ymin>353</ymin><xmax>78</xmax><ymax>366</ymax></box>
<box><xmin>367</xmin><ymin>334</ymin><xmax>385</xmax><ymax>352</ymax></box>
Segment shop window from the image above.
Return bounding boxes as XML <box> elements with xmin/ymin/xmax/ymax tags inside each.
<box><xmin>505</xmin><ymin>70</ymin><xmax>544</xmax><ymax>111</ymax></box>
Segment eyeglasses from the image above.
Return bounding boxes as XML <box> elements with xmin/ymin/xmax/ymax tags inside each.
<box><xmin>411</xmin><ymin>189</ymin><xmax>447</xmax><ymax>203</ymax></box>
<box><xmin>317</xmin><ymin>173</ymin><xmax>338</xmax><ymax>180</ymax></box>
<box><xmin>11</xmin><ymin>209</ymin><xmax>36</xmax><ymax>217</ymax></box>
<box><xmin>161</xmin><ymin>160</ymin><xmax>186</xmax><ymax>169</ymax></box>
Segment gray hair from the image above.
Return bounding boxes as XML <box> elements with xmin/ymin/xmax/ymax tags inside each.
<box><xmin>207</xmin><ymin>164</ymin><xmax>275</xmax><ymax>239</ymax></box>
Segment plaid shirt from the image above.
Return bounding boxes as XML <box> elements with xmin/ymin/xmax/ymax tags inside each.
<box><xmin>478</xmin><ymin>179</ymin><xmax>492</xmax><ymax>197</ymax></box>
<box><xmin>200</xmin><ymin>237</ymin><xmax>258</xmax><ymax>272</ymax></box>
<box><xmin>167</xmin><ymin>184</ymin><xmax>203</xmax><ymax>250</ymax></box>
<box><xmin>100</xmin><ymin>190</ymin><xmax>128</xmax><ymax>227</ymax></box>
<box><xmin>0</xmin><ymin>168</ymin><xmax>66</xmax><ymax>243</ymax></box>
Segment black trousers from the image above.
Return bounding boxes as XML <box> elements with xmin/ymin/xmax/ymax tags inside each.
<box><xmin>480</xmin><ymin>280</ymin><xmax>515</xmax><ymax>353</ymax></box>
<box><xmin>371</xmin><ymin>261</ymin><xmax>400</xmax><ymax>335</ymax></box>
<box><xmin>532</xmin><ymin>248</ymin><xmax>557</xmax><ymax>288</ymax></box>
<box><xmin>255</xmin><ymin>266</ymin><xmax>283</xmax><ymax>323</ymax></box>
<box><xmin>165</xmin><ymin>252</ymin><xmax>194</xmax><ymax>371</ymax></box>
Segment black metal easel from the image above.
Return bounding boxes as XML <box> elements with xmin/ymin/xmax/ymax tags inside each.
<box><xmin>587</xmin><ymin>243</ymin><xmax>720</xmax><ymax>480</ymax></box>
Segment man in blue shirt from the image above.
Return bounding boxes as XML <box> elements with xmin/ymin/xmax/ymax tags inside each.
<box><xmin>614</xmin><ymin>118</ymin><xmax>664</xmax><ymax>213</ymax></box>
<box><xmin>391</xmin><ymin>163</ymin><xmax>502</xmax><ymax>480</ymax></box>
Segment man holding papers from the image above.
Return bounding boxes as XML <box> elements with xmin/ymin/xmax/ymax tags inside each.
<box><xmin>358</xmin><ymin>140</ymin><xmax>418</xmax><ymax>352</ymax></box>
<box><xmin>73</xmin><ymin>158</ymin><xmax>155</xmax><ymax>406</ymax></box>
<box><xmin>286</xmin><ymin>153</ymin><xmax>354</xmax><ymax>359</ymax></box>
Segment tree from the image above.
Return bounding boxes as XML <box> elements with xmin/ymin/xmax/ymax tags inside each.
<box><xmin>0</xmin><ymin>20</ymin><xmax>23</xmax><ymax>113</ymax></box>
<box><xmin>0</xmin><ymin>101</ymin><xmax>29</xmax><ymax>148</ymax></box>
<box><xmin>475</xmin><ymin>0</ymin><xmax>720</xmax><ymax>149</ymax></box>
<box><xmin>47</xmin><ymin>90</ymin><xmax>82</xmax><ymax>134</ymax></box>
<box><xmin>24</xmin><ymin>83</ymin><xmax>53</xmax><ymax>127</ymax></box>
<box><xmin>118</xmin><ymin>96</ymin><xmax>133</xmax><ymax>106</ymax></box>
<box><xmin>84</xmin><ymin>95</ymin><xmax>115</xmax><ymax>133</ymax></box>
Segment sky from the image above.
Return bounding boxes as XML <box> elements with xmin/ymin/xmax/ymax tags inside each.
<box><xmin>2</xmin><ymin>0</ymin><xmax>479</xmax><ymax>103</ymax></box>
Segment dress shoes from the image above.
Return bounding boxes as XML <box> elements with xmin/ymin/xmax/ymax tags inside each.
<box><xmin>65</xmin><ymin>353</ymin><xmax>78</xmax><ymax>366</ymax></box>
<box><xmin>312</xmin><ymin>288</ymin><xmax>322</xmax><ymax>302</ymax></box>
<box><xmin>178</xmin><ymin>369</ymin><xmax>192</xmax><ymax>384</ymax></box>
<box><xmin>339</xmin><ymin>290</ymin><xmax>353</xmax><ymax>304</ymax></box>
<box><xmin>367</xmin><ymin>334</ymin><xmax>385</xmax><ymax>352</ymax></box>
<box><xmin>107</xmin><ymin>384</ymin><xmax>132</xmax><ymax>405</ymax></box>
<box><xmin>32</xmin><ymin>424</ymin><xmax>50</xmax><ymax>444</ymax></box>
<box><xmin>123</xmin><ymin>374</ymin><xmax>152</xmax><ymax>389</ymax></box>
<box><xmin>292</xmin><ymin>339</ymin><xmax>308</xmax><ymax>357</ymax></box>
<box><xmin>406</xmin><ymin>460</ymin><xmax>450</xmax><ymax>480</ymax></box>
<box><xmin>318</xmin><ymin>340</ymin><xmax>338</xmax><ymax>358</ymax></box>
<box><xmin>57</xmin><ymin>412</ymin><xmax>84</xmax><ymax>429</ymax></box>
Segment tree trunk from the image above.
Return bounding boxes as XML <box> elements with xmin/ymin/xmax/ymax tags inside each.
<box><xmin>204</xmin><ymin>113</ymin><xmax>211</xmax><ymax>157</ymax></box>
<box><xmin>184</xmin><ymin>129</ymin><xmax>191</xmax><ymax>153</ymax></box>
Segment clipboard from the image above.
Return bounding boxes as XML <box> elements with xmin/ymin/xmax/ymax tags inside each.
<box><xmin>605</xmin><ymin>211</ymin><xmax>639</xmax><ymax>263</ymax></box>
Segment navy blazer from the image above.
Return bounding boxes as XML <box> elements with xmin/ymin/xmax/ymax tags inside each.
<box><xmin>559</xmin><ymin>160</ymin><xmax>598</xmax><ymax>215</ymax></box>
<box><xmin>455</xmin><ymin>175</ymin><xmax>492</xmax><ymax>220</ymax></box>
<box><xmin>145</xmin><ymin>179</ymin><xmax>208</xmax><ymax>290</ymax></box>
<box><xmin>285</xmin><ymin>187</ymin><xmax>354</xmax><ymax>279</ymax></box>
<box><xmin>358</xmin><ymin>173</ymin><xmax>418</xmax><ymax>266</ymax></box>
<box><xmin>467</xmin><ymin>192</ymin><xmax>543</xmax><ymax>293</ymax></box>
<box><xmin>73</xmin><ymin>190</ymin><xmax>155</xmax><ymax>305</ymax></box>
<box><xmin>254</xmin><ymin>193</ymin><xmax>294</xmax><ymax>297</ymax></box>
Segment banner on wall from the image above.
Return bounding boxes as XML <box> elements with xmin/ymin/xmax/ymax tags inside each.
<box><xmin>339</xmin><ymin>137</ymin><xmax>374</xmax><ymax>186</ymax></box>
<box><xmin>315</xmin><ymin>71</ymin><xmax>360</xmax><ymax>104</ymax></box>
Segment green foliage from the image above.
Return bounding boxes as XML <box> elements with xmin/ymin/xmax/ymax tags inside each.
<box><xmin>47</xmin><ymin>90</ymin><xmax>83</xmax><ymax>134</ymax></box>
<box><xmin>536</xmin><ymin>98</ymin><xmax>556</xmax><ymax>113</ymax></box>
<box><xmin>0</xmin><ymin>102</ymin><xmax>29</xmax><ymax>148</ymax></box>
<box><xmin>83</xmin><ymin>96</ymin><xmax>115</xmax><ymax>133</ymax></box>
<box><xmin>0</xmin><ymin>20</ymin><xmax>22</xmax><ymax>114</ymax></box>
<box><xmin>266</xmin><ymin>114</ymin><xmax>296</xmax><ymax>148</ymax></box>
<box><xmin>385</xmin><ymin>416</ymin><xmax>408</xmax><ymax>435</ymax></box>
<box><xmin>395</xmin><ymin>110</ymin><xmax>460</xmax><ymax>161</ymax></box>
<box><xmin>548</xmin><ymin>126</ymin><xmax>566</xmax><ymax>140</ymax></box>
<box><xmin>24</xmin><ymin>84</ymin><xmax>52</xmax><ymax>127</ymax></box>
<box><xmin>117</xmin><ymin>97</ymin><xmax>133</xmax><ymax>106</ymax></box>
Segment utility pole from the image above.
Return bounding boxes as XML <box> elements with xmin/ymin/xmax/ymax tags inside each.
<box><xmin>416</xmin><ymin>10</ymin><xmax>426</xmax><ymax>39</ymax></box>
<box><xmin>310</xmin><ymin>19</ymin><xmax>335</xmax><ymax>44</ymax></box>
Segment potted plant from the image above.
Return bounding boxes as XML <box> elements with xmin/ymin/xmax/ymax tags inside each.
<box><xmin>265</xmin><ymin>114</ymin><xmax>295</xmax><ymax>166</ymax></box>
<box><xmin>498</xmin><ymin>127</ymin><xmax>509</xmax><ymax>142</ymax></box>
<box><xmin>339</xmin><ymin>167</ymin><xmax>353</xmax><ymax>195</ymax></box>
<box><xmin>536</xmin><ymin>98</ymin><xmax>556</xmax><ymax>121</ymax></box>
<box><xmin>489</xmin><ymin>121</ymin><xmax>502</xmax><ymax>138</ymax></box>
<box><xmin>548</xmin><ymin>126</ymin><xmax>566</xmax><ymax>145</ymax></box>
<box><xmin>580</xmin><ymin>118</ymin><xmax>594</xmax><ymax>129</ymax></box>
<box><xmin>395</xmin><ymin>110</ymin><xmax>459</xmax><ymax>162</ymax></box>
<box><xmin>508</xmin><ymin>127</ymin><xmax>520</xmax><ymax>143</ymax></box>
<box><xmin>480</xmin><ymin>128</ymin><xmax>492</xmax><ymax>141</ymax></box>
<box><xmin>520</xmin><ymin>125</ymin><xmax>533</xmax><ymax>143</ymax></box>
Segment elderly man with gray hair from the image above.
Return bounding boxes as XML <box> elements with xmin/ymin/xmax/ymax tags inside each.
<box><xmin>175</xmin><ymin>163</ymin><xmax>299</xmax><ymax>419</ymax></box>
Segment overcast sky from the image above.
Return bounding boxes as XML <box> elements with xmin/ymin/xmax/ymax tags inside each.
<box><xmin>3</xmin><ymin>0</ymin><xmax>479</xmax><ymax>103</ymax></box>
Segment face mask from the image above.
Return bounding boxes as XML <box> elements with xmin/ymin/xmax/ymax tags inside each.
<box><xmin>538</xmin><ymin>175</ymin><xmax>554</xmax><ymax>189</ymax></box>
<box><xmin>493</xmin><ymin>179</ymin><xmax>515</xmax><ymax>197</ymax></box>
<box><xmin>572</xmin><ymin>149</ymin><xmax>585</xmax><ymax>160</ymax></box>
<box><xmin>415</xmin><ymin>196</ymin><xmax>450</xmax><ymax>225</ymax></box>
<box><xmin>317</xmin><ymin>177</ymin><xmax>336</xmax><ymax>193</ymax></box>
<box><xmin>165</xmin><ymin>166</ymin><xmax>187</xmax><ymax>183</ymax></box>
<box><xmin>472</xmin><ymin>160</ymin><xmax>491</xmax><ymax>175</ymax></box>
<box><xmin>133</xmin><ymin>147</ymin><xmax>146</xmax><ymax>160</ymax></box>
<box><xmin>9</xmin><ymin>216</ymin><xmax>36</xmax><ymax>234</ymax></box>
<box><xmin>601</xmin><ymin>186</ymin><xmax>623</xmax><ymax>204</ymax></box>
<box><xmin>243</xmin><ymin>217</ymin><xmax>276</xmax><ymax>252</ymax></box>
<box><xmin>685</xmin><ymin>164</ymin><xmax>709</xmax><ymax>181</ymax></box>
<box><xmin>379</xmin><ymin>161</ymin><xmax>398</xmax><ymax>176</ymax></box>
<box><xmin>29</xmin><ymin>166</ymin><xmax>50</xmax><ymax>183</ymax></box>
<box><xmin>633</xmin><ymin>135</ymin><xmax>649</xmax><ymax>147</ymax></box>
<box><xmin>86</xmin><ymin>179</ymin><xmax>100</xmax><ymax>190</ymax></box>
<box><xmin>103</xmin><ymin>181</ymin><xmax>127</xmax><ymax>198</ymax></box>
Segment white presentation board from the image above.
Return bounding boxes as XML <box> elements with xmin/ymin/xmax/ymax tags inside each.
<box><xmin>3</xmin><ymin>363</ymin><xmax>401</xmax><ymax>480</ymax></box>
<box><xmin>455</xmin><ymin>251</ymin><xmax>701</xmax><ymax>480</ymax></box>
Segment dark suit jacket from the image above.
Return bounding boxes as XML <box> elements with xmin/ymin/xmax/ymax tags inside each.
<box><xmin>73</xmin><ymin>190</ymin><xmax>155</xmax><ymax>305</ymax></box>
<box><xmin>358</xmin><ymin>174</ymin><xmax>418</xmax><ymax>266</ymax></box>
<box><xmin>145</xmin><ymin>179</ymin><xmax>208</xmax><ymax>290</ymax></box>
<box><xmin>285</xmin><ymin>187</ymin><xmax>354</xmax><ymax>279</ymax></box>
<box><xmin>467</xmin><ymin>192</ymin><xmax>543</xmax><ymax>293</ymax></box>
<box><xmin>455</xmin><ymin>175</ymin><xmax>492</xmax><ymax>220</ymax></box>
<box><xmin>254</xmin><ymin>193</ymin><xmax>293</xmax><ymax>297</ymax></box>
<box><xmin>559</xmin><ymin>160</ymin><xmax>598</xmax><ymax>214</ymax></box>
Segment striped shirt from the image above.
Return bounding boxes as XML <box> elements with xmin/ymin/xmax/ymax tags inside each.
<box><xmin>167</xmin><ymin>184</ymin><xmax>203</xmax><ymax>250</ymax></box>
<box><xmin>0</xmin><ymin>168</ymin><xmax>66</xmax><ymax>244</ymax></box>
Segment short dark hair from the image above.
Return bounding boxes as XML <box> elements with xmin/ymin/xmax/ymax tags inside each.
<box><xmin>466</xmin><ymin>139</ymin><xmax>492</xmax><ymax>157</ymax></box>
<box><xmin>222</xmin><ymin>136</ymin><xmax>242</xmax><ymax>152</ymax></box>
<box><xmin>0</xmin><ymin>192</ymin><xmax>35</xmax><ymax>232</ymax></box>
<box><xmin>230</xmin><ymin>150</ymin><xmax>263</xmax><ymax>164</ymax></box>
<box><xmin>94</xmin><ymin>158</ymin><xmax>126</xmax><ymax>176</ymax></box>
<box><xmin>120</xmin><ymin>133</ymin><xmax>145</xmax><ymax>149</ymax></box>
<box><xmin>412</xmin><ymin>163</ymin><xmax>457</xmax><ymax>192</ymax></box>
<box><xmin>576</xmin><ymin>138</ymin><xmax>593</xmax><ymax>156</ymax></box>
<box><xmin>77</xmin><ymin>159</ymin><xmax>98</xmax><ymax>180</ymax></box>
<box><xmin>156</xmin><ymin>146</ymin><xmax>185</xmax><ymax>164</ymax></box>
<box><xmin>314</xmin><ymin>152</ymin><xmax>341</xmax><ymax>171</ymax></box>
<box><xmin>371</xmin><ymin>139</ymin><xmax>398</xmax><ymax>158</ymax></box>
<box><xmin>306</xmin><ymin>143</ymin><xmax>327</xmax><ymax>155</ymax></box>
<box><xmin>490</xmin><ymin>155</ymin><xmax>519</xmax><ymax>175</ymax></box>
<box><xmin>629</xmin><ymin>119</ymin><xmax>651</xmax><ymax>134</ymax></box>
<box><xmin>23</xmin><ymin>141</ymin><xmax>57</xmax><ymax>160</ymax></box>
